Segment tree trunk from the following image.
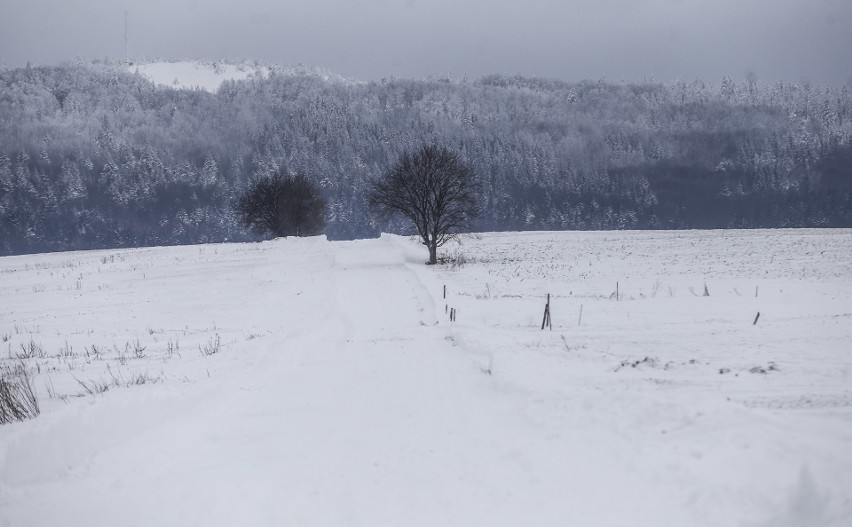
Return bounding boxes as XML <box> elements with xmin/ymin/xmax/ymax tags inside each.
<box><xmin>427</xmin><ymin>242</ymin><xmax>438</xmax><ymax>265</ymax></box>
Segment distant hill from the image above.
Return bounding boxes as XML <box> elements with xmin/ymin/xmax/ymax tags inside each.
<box><xmin>0</xmin><ymin>60</ymin><xmax>850</xmax><ymax>255</ymax></box>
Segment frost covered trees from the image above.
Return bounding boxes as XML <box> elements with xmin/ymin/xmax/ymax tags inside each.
<box><xmin>369</xmin><ymin>145</ymin><xmax>480</xmax><ymax>264</ymax></box>
<box><xmin>236</xmin><ymin>173</ymin><xmax>326</xmax><ymax>238</ymax></box>
<box><xmin>1</xmin><ymin>63</ymin><xmax>851</xmax><ymax>255</ymax></box>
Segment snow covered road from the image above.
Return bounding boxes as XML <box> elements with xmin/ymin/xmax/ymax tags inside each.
<box><xmin>0</xmin><ymin>236</ymin><xmax>581</xmax><ymax>526</ymax></box>
<box><xmin>1</xmin><ymin>231</ymin><xmax>851</xmax><ymax>526</ymax></box>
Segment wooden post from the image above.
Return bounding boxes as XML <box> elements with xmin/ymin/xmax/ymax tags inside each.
<box><xmin>443</xmin><ymin>285</ymin><xmax>446</xmax><ymax>299</ymax></box>
<box><xmin>541</xmin><ymin>294</ymin><xmax>551</xmax><ymax>330</ymax></box>
<box><xmin>547</xmin><ymin>294</ymin><xmax>552</xmax><ymax>330</ymax></box>
<box><xmin>753</xmin><ymin>312</ymin><xmax>760</xmax><ymax>325</ymax></box>
<box><xmin>755</xmin><ymin>286</ymin><xmax>758</xmax><ymax>298</ymax></box>
<box><xmin>616</xmin><ymin>281</ymin><xmax>619</xmax><ymax>301</ymax></box>
<box><xmin>578</xmin><ymin>304</ymin><xmax>583</xmax><ymax>326</ymax></box>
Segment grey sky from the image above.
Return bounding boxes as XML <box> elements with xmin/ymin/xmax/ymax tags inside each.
<box><xmin>2</xmin><ymin>0</ymin><xmax>851</xmax><ymax>84</ymax></box>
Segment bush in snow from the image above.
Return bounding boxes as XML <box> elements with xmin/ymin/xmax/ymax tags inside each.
<box><xmin>0</xmin><ymin>363</ymin><xmax>40</xmax><ymax>424</ymax></box>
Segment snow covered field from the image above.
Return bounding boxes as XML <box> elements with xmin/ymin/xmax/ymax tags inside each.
<box><xmin>128</xmin><ymin>60</ymin><xmax>351</xmax><ymax>92</ymax></box>
<box><xmin>129</xmin><ymin>60</ymin><xmax>265</xmax><ymax>91</ymax></box>
<box><xmin>1</xmin><ymin>229</ymin><xmax>850</xmax><ymax>526</ymax></box>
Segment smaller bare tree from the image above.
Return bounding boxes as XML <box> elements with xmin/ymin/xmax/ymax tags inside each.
<box><xmin>236</xmin><ymin>172</ymin><xmax>326</xmax><ymax>238</ymax></box>
<box><xmin>369</xmin><ymin>145</ymin><xmax>480</xmax><ymax>264</ymax></box>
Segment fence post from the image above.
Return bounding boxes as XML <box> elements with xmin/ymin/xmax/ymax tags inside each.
<box><xmin>547</xmin><ymin>294</ymin><xmax>552</xmax><ymax>330</ymax></box>
<box><xmin>541</xmin><ymin>294</ymin><xmax>551</xmax><ymax>330</ymax></box>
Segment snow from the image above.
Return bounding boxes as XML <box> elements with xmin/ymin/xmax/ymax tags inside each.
<box><xmin>1</xmin><ymin>229</ymin><xmax>851</xmax><ymax>526</ymax></box>
<box><xmin>129</xmin><ymin>60</ymin><xmax>267</xmax><ymax>92</ymax></box>
<box><xmin>127</xmin><ymin>60</ymin><xmax>355</xmax><ymax>92</ymax></box>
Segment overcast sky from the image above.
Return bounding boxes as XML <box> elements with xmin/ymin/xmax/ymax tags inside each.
<box><xmin>2</xmin><ymin>0</ymin><xmax>851</xmax><ymax>84</ymax></box>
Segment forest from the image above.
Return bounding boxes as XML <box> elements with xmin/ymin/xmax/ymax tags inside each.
<box><xmin>1</xmin><ymin>60</ymin><xmax>850</xmax><ymax>256</ymax></box>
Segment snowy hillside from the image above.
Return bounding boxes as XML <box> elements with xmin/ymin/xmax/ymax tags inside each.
<box><xmin>5</xmin><ymin>63</ymin><xmax>851</xmax><ymax>257</ymax></box>
<box><xmin>1</xmin><ymin>230</ymin><xmax>851</xmax><ymax>526</ymax></box>
<box><xmin>128</xmin><ymin>59</ymin><xmax>353</xmax><ymax>92</ymax></box>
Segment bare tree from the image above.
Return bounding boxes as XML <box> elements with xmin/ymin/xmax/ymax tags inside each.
<box><xmin>369</xmin><ymin>145</ymin><xmax>480</xmax><ymax>264</ymax></box>
<box><xmin>236</xmin><ymin>173</ymin><xmax>326</xmax><ymax>238</ymax></box>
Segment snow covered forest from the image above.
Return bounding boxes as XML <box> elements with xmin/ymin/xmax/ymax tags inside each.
<box><xmin>1</xmin><ymin>60</ymin><xmax>851</xmax><ymax>256</ymax></box>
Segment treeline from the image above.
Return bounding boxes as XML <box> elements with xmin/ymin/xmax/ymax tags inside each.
<box><xmin>1</xmin><ymin>61</ymin><xmax>850</xmax><ymax>255</ymax></box>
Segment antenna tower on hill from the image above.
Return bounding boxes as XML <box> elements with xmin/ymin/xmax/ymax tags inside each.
<box><xmin>124</xmin><ymin>11</ymin><xmax>130</xmax><ymax>64</ymax></box>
